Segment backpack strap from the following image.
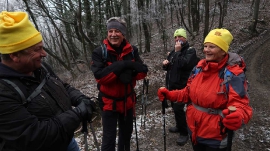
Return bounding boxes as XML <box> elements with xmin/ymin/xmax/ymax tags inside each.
<box><xmin>101</xmin><ymin>44</ymin><xmax>107</xmax><ymax>61</ymax></box>
<box><xmin>190</xmin><ymin>66</ymin><xmax>202</xmax><ymax>78</ymax></box>
<box><xmin>220</xmin><ymin>67</ymin><xmax>233</xmax><ymax>93</ymax></box>
<box><xmin>1</xmin><ymin>79</ymin><xmax>28</xmax><ymax>105</ymax></box>
<box><xmin>27</xmin><ymin>74</ymin><xmax>48</xmax><ymax>102</ymax></box>
<box><xmin>194</xmin><ymin>67</ymin><xmax>202</xmax><ymax>75</ymax></box>
<box><xmin>1</xmin><ymin>65</ymin><xmax>50</xmax><ymax>105</ymax></box>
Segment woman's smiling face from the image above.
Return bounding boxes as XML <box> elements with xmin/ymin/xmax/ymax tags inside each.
<box><xmin>203</xmin><ymin>42</ymin><xmax>226</xmax><ymax>63</ymax></box>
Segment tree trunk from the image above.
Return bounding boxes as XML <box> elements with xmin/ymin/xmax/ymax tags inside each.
<box><xmin>249</xmin><ymin>0</ymin><xmax>260</xmax><ymax>34</ymax></box>
<box><xmin>138</xmin><ymin>0</ymin><xmax>151</xmax><ymax>53</ymax></box>
<box><xmin>203</xmin><ymin>0</ymin><xmax>210</xmax><ymax>39</ymax></box>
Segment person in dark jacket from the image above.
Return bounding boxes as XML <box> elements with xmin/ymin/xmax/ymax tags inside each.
<box><xmin>91</xmin><ymin>17</ymin><xmax>148</xmax><ymax>151</ymax></box>
<box><xmin>162</xmin><ymin>28</ymin><xmax>199</xmax><ymax>146</ymax></box>
<box><xmin>0</xmin><ymin>11</ymin><xmax>96</xmax><ymax>151</ymax></box>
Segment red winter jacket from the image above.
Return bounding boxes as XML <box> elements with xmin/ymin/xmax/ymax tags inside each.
<box><xmin>173</xmin><ymin>52</ymin><xmax>252</xmax><ymax>148</ymax></box>
<box><xmin>91</xmin><ymin>39</ymin><xmax>147</xmax><ymax>113</ymax></box>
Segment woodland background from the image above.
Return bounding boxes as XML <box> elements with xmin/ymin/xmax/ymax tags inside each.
<box><xmin>1</xmin><ymin>0</ymin><xmax>269</xmax><ymax>150</ymax></box>
<box><xmin>0</xmin><ymin>0</ymin><xmax>265</xmax><ymax>75</ymax></box>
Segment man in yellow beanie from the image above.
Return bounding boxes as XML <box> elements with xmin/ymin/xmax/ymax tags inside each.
<box><xmin>162</xmin><ymin>28</ymin><xmax>199</xmax><ymax>146</ymax></box>
<box><xmin>0</xmin><ymin>11</ymin><xmax>96</xmax><ymax>151</ymax></box>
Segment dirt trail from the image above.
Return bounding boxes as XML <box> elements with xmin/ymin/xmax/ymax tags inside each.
<box><xmin>235</xmin><ymin>30</ymin><xmax>270</xmax><ymax>150</ymax></box>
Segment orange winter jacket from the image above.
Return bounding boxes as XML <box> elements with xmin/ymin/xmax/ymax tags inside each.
<box><xmin>175</xmin><ymin>53</ymin><xmax>252</xmax><ymax>148</ymax></box>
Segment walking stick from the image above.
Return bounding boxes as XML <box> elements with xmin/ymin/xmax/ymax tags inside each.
<box><xmin>162</xmin><ymin>99</ymin><xmax>168</xmax><ymax>151</ymax></box>
<box><xmin>89</xmin><ymin>121</ymin><xmax>100</xmax><ymax>151</ymax></box>
<box><xmin>82</xmin><ymin>121</ymin><xmax>88</xmax><ymax>151</ymax></box>
<box><xmin>227</xmin><ymin>106</ymin><xmax>236</xmax><ymax>151</ymax></box>
<box><xmin>134</xmin><ymin>116</ymin><xmax>140</xmax><ymax>151</ymax></box>
<box><xmin>141</xmin><ymin>80</ymin><xmax>145</xmax><ymax>127</ymax></box>
<box><xmin>144</xmin><ymin>79</ymin><xmax>149</xmax><ymax>128</ymax></box>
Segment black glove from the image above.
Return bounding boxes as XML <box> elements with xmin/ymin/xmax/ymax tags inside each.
<box><xmin>119</xmin><ymin>69</ymin><xmax>133</xmax><ymax>84</ymax></box>
<box><xmin>111</xmin><ymin>61</ymin><xmax>133</xmax><ymax>76</ymax></box>
<box><xmin>131</xmin><ymin>62</ymin><xmax>148</xmax><ymax>73</ymax></box>
<box><xmin>73</xmin><ymin>99</ymin><xmax>93</xmax><ymax>121</ymax></box>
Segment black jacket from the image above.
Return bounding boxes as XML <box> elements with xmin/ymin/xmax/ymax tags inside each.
<box><xmin>0</xmin><ymin>62</ymin><xmax>85</xmax><ymax>151</ymax></box>
<box><xmin>163</xmin><ymin>42</ymin><xmax>198</xmax><ymax>90</ymax></box>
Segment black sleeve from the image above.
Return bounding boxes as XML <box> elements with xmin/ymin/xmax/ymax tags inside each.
<box><xmin>175</xmin><ymin>47</ymin><xmax>198</xmax><ymax>70</ymax></box>
<box><xmin>42</xmin><ymin>62</ymin><xmax>87</xmax><ymax>106</ymax></box>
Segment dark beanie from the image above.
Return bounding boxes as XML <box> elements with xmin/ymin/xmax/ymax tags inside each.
<box><xmin>107</xmin><ymin>20</ymin><xmax>126</xmax><ymax>36</ymax></box>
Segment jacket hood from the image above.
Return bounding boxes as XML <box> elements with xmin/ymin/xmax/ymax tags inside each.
<box><xmin>226</xmin><ymin>52</ymin><xmax>246</xmax><ymax>75</ymax></box>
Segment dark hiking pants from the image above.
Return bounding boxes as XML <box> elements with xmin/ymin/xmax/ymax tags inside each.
<box><xmin>101</xmin><ymin>109</ymin><xmax>133</xmax><ymax>151</ymax></box>
<box><xmin>171</xmin><ymin>102</ymin><xmax>188</xmax><ymax>136</ymax></box>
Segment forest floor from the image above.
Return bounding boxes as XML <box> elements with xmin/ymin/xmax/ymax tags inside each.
<box><xmin>62</xmin><ymin>1</ymin><xmax>270</xmax><ymax>150</ymax></box>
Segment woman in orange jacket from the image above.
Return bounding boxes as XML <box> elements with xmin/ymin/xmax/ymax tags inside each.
<box><xmin>157</xmin><ymin>28</ymin><xmax>252</xmax><ymax>151</ymax></box>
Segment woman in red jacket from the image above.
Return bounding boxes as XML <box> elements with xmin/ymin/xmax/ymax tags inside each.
<box><xmin>158</xmin><ymin>28</ymin><xmax>252</xmax><ymax>151</ymax></box>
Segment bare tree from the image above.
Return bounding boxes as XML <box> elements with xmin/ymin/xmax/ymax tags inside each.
<box><xmin>249</xmin><ymin>0</ymin><xmax>260</xmax><ymax>34</ymax></box>
<box><xmin>190</xmin><ymin>0</ymin><xmax>200</xmax><ymax>33</ymax></box>
<box><xmin>203</xmin><ymin>0</ymin><xmax>210</xmax><ymax>39</ymax></box>
<box><xmin>138</xmin><ymin>0</ymin><xmax>151</xmax><ymax>53</ymax></box>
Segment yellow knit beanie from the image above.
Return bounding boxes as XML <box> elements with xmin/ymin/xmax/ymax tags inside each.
<box><xmin>173</xmin><ymin>28</ymin><xmax>187</xmax><ymax>39</ymax></box>
<box><xmin>204</xmin><ymin>28</ymin><xmax>233</xmax><ymax>53</ymax></box>
<box><xmin>0</xmin><ymin>11</ymin><xmax>42</xmax><ymax>54</ymax></box>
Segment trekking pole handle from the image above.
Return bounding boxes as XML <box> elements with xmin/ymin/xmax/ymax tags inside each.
<box><xmin>227</xmin><ymin>106</ymin><xmax>236</xmax><ymax>151</ymax></box>
<box><xmin>162</xmin><ymin>100</ymin><xmax>166</xmax><ymax>114</ymax></box>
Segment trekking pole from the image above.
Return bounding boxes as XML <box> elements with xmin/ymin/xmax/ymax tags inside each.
<box><xmin>82</xmin><ymin>121</ymin><xmax>88</xmax><ymax>151</ymax></box>
<box><xmin>144</xmin><ymin>79</ymin><xmax>149</xmax><ymax>128</ymax></box>
<box><xmin>141</xmin><ymin>80</ymin><xmax>145</xmax><ymax>127</ymax></box>
<box><xmin>162</xmin><ymin>99</ymin><xmax>167</xmax><ymax>151</ymax></box>
<box><xmin>227</xmin><ymin>106</ymin><xmax>236</xmax><ymax>151</ymax></box>
<box><xmin>134</xmin><ymin>116</ymin><xmax>140</xmax><ymax>151</ymax></box>
<box><xmin>88</xmin><ymin>121</ymin><xmax>100</xmax><ymax>151</ymax></box>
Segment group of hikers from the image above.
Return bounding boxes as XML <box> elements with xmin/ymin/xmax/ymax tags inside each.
<box><xmin>0</xmin><ymin>11</ymin><xmax>252</xmax><ymax>151</ymax></box>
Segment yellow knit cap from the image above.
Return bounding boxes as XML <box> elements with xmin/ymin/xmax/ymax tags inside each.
<box><xmin>173</xmin><ymin>28</ymin><xmax>187</xmax><ymax>39</ymax></box>
<box><xmin>0</xmin><ymin>11</ymin><xmax>42</xmax><ymax>54</ymax></box>
<box><xmin>204</xmin><ymin>28</ymin><xmax>233</xmax><ymax>53</ymax></box>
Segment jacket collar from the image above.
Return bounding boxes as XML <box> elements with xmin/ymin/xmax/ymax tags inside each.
<box><xmin>103</xmin><ymin>39</ymin><xmax>133</xmax><ymax>58</ymax></box>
